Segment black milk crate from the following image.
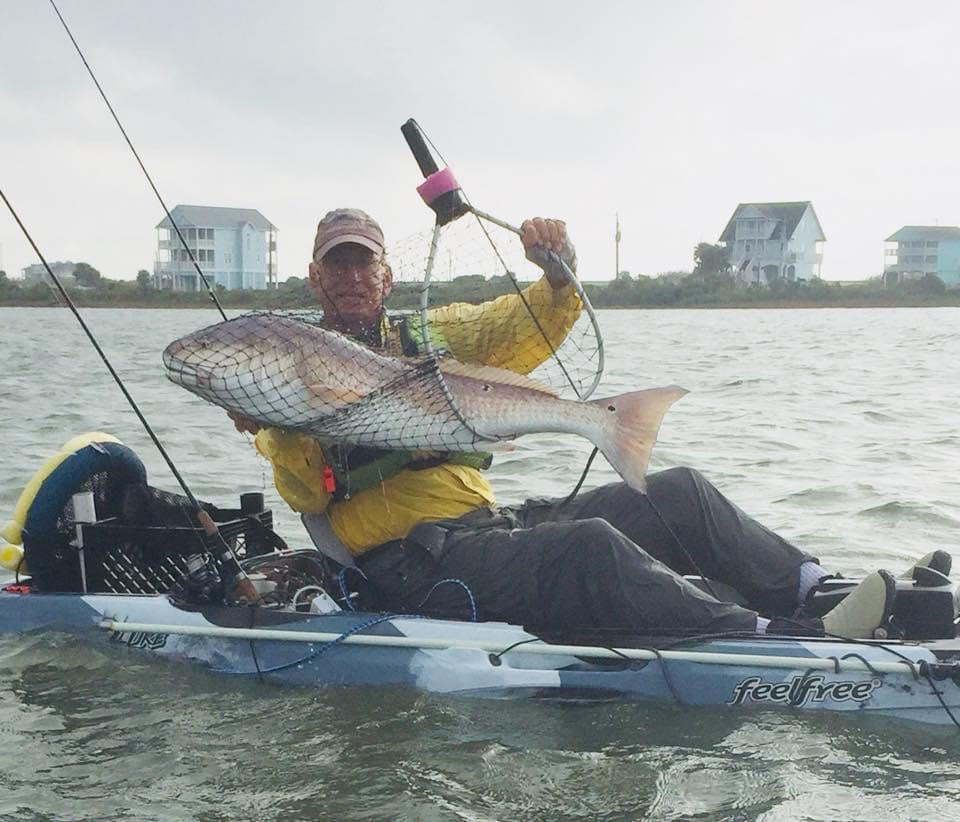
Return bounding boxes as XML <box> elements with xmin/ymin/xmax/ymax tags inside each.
<box><xmin>75</xmin><ymin>508</ymin><xmax>274</xmax><ymax>595</ymax></box>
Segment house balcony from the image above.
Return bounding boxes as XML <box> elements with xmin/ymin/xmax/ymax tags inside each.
<box><xmin>155</xmin><ymin>260</ymin><xmax>210</xmax><ymax>275</ymax></box>
<box><xmin>884</xmin><ymin>261</ymin><xmax>937</xmax><ymax>274</ymax></box>
<box><xmin>158</xmin><ymin>239</ymin><xmax>214</xmax><ymax>251</ymax></box>
<box><xmin>781</xmin><ymin>252</ymin><xmax>822</xmax><ymax>265</ymax></box>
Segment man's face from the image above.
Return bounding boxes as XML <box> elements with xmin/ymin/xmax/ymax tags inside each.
<box><xmin>308</xmin><ymin>242</ymin><xmax>392</xmax><ymax>329</ymax></box>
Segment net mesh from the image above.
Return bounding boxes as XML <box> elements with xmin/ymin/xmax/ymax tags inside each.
<box><xmin>163</xmin><ymin>214</ymin><xmax>603</xmax><ymax>456</ymax></box>
<box><xmin>389</xmin><ymin>213</ymin><xmax>601</xmax><ymax>398</ymax></box>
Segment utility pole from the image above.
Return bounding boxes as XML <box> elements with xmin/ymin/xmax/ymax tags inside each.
<box><xmin>615</xmin><ymin>213</ymin><xmax>621</xmax><ymax>279</ymax></box>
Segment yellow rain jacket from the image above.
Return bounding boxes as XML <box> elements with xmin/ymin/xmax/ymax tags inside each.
<box><xmin>254</xmin><ymin>276</ymin><xmax>582</xmax><ymax>555</ymax></box>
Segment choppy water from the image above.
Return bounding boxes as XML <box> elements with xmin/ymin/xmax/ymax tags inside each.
<box><xmin>1</xmin><ymin>306</ymin><xmax>959</xmax><ymax>820</ymax></box>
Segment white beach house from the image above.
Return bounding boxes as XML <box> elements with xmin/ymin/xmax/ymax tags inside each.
<box><xmin>719</xmin><ymin>201</ymin><xmax>825</xmax><ymax>285</ymax></box>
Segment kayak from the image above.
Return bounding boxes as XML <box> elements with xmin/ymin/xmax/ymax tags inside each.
<box><xmin>2</xmin><ymin>583</ymin><xmax>960</xmax><ymax>726</ymax></box>
<box><xmin>2</xmin><ymin>549</ymin><xmax>960</xmax><ymax>727</ymax></box>
<box><xmin>3</xmin><ymin>436</ymin><xmax>959</xmax><ymax>728</ymax></box>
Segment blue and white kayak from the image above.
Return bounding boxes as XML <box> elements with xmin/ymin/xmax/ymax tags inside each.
<box><xmin>3</xmin><ymin>440</ymin><xmax>958</xmax><ymax>728</ymax></box>
<box><xmin>2</xmin><ymin>587</ymin><xmax>960</xmax><ymax>727</ymax></box>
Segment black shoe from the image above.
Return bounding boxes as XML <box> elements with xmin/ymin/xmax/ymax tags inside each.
<box><xmin>901</xmin><ymin>550</ymin><xmax>952</xmax><ymax>581</ymax></box>
<box><xmin>766</xmin><ymin>616</ymin><xmax>826</xmax><ymax>637</ymax></box>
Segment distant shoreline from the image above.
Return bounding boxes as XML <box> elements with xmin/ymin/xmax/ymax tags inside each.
<box><xmin>598</xmin><ymin>297</ymin><xmax>960</xmax><ymax>309</ymax></box>
<box><xmin>2</xmin><ymin>297</ymin><xmax>959</xmax><ymax>310</ymax></box>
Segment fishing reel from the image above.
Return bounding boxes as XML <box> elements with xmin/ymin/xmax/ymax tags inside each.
<box><xmin>224</xmin><ymin>550</ymin><xmax>341</xmax><ymax>612</ymax></box>
<box><xmin>169</xmin><ymin>553</ymin><xmax>225</xmax><ymax>606</ymax></box>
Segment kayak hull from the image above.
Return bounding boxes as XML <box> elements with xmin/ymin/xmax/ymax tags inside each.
<box><xmin>2</xmin><ymin>590</ymin><xmax>959</xmax><ymax>726</ymax></box>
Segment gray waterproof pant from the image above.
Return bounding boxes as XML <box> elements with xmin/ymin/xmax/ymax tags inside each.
<box><xmin>356</xmin><ymin>467</ymin><xmax>815</xmax><ymax>635</ymax></box>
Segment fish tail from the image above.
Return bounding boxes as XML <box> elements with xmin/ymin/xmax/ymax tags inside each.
<box><xmin>585</xmin><ymin>386</ymin><xmax>688</xmax><ymax>493</ymax></box>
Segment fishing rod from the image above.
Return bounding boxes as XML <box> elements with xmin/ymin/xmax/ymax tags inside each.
<box><xmin>48</xmin><ymin>0</ymin><xmax>228</xmax><ymax>323</ymax></box>
<box><xmin>0</xmin><ymin>188</ymin><xmax>258</xmax><ymax>600</ymax></box>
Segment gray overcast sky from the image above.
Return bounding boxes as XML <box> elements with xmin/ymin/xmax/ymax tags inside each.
<box><xmin>2</xmin><ymin>0</ymin><xmax>958</xmax><ymax>282</ymax></box>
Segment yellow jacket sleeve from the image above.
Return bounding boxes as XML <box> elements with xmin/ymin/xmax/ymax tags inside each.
<box><xmin>423</xmin><ymin>276</ymin><xmax>582</xmax><ymax>374</ymax></box>
<box><xmin>254</xmin><ymin>428</ymin><xmax>331</xmax><ymax>514</ymax></box>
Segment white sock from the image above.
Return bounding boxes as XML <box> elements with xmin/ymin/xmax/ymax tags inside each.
<box><xmin>797</xmin><ymin>561</ymin><xmax>829</xmax><ymax>604</ymax></box>
<box><xmin>755</xmin><ymin>616</ymin><xmax>770</xmax><ymax>634</ymax></box>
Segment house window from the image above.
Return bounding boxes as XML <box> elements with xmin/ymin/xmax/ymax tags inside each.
<box><xmin>745</xmin><ymin>242</ymin><xmax>753</xmax><ymax>254</ymax></box>
<box><xmin>925</xmin><ymin>255</ymin><xmax>937</xmax><ymax>263</ymax></box>
<box><xmin>926</xmin><ymin>241</ymin><xmax>938</xmax><ymax>248</ymax></box>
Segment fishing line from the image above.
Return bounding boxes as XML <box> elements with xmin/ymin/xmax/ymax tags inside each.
<box><xmin>645</xmin><ymin>495</ymin><xmax>721</xmax><ymax>600</ymax></box>
<box><xmin>558</xmin><ymin>447</ymin><xmax>599</xmax><ymax>507</ymax></box>
<box><xmin>48</xmin><ymin>0</ymin><xmax>228</xmax><ymax>321</ymax></box>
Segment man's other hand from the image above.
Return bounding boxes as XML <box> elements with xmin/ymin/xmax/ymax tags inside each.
<box><xmin>228</xmin><ymin>410</ymin><xmax>261</xmax><ymax>435</ymax></box>
<box><xmin>520</xmin><ymin>217</ymin><xmax>577</xmax><ymax>289</ymax></box>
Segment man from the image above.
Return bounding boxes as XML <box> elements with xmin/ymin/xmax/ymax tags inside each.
<box><xmin>233</xmin><ymin>208</ymin><xmax>922</xmax><ymax>639</ymax></box>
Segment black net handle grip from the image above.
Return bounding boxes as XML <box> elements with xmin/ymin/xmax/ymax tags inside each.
<box><xmin>401</xmin><ymin>118</ymin><xmax>439</xmax><ymax>178</ymax></box>
<box><xmin>401</xmin><ymin>118</ymin><xmax>469</xmax><ymax>226</ymax></box>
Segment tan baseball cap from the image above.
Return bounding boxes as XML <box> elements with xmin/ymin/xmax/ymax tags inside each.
<box><xmin>313</xmin><ymin>208</ymin><xmax>385</xmax><ymax>261</ymax></box>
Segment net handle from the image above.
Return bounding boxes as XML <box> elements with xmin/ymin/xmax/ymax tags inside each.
<box><xmin>416</xmin><ymin>224</ymin><xmax>494</xmax><ymax>444</ymax></box>
<box><xmin>401</xmin><ymin>118</ymin><xmax>439</xmax><ymax>177</ymax></box>
<box><xmin>401</xmin><ymin>118</ymin><xmax>470</xmax><ymax>227</ymax></box>
<box><xmin>468</xmin><ymin>207</ymin><xmax>606</xmax><ymax>400</ymax></box>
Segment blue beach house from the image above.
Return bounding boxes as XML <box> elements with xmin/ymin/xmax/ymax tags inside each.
<box><xmin>883</xmin><ymin>226</ymin><xmax>960</xmax><ymax>289</ymax></box>
<box><xmin>154</xmin><ymin>205</ymin><xmax>278</xmax><ymax>291</ymax></box>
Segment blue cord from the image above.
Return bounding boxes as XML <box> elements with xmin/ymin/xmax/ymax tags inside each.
<box><xmin>415</xmin><ymin>578</ymin><xmax>478</xmax><ymax>622</ymax></box>
<box><xmin>241</xmin><ymin>611</ymin><xmax>426</xmax><ymax>675</ymax></box>
<box><xmin>238</xmin><ymin>575</ymin><xmax>478</xmax><ymax>676</ymax></box>
<box><xmin>235</xmin><ymin>577</ymin><xmax>478</xmax><ymax>676</ymax></box>
<box><xmin>337</xmin><ymin>566</ymin><xmax>366</xmax><ymax>611</ymax></box>
<box><xmin>337</xmin><ymin>566</ymin><xmax>478</xmax><ymax>622</ymax></box>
